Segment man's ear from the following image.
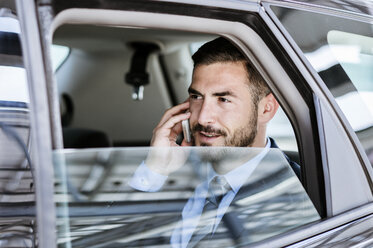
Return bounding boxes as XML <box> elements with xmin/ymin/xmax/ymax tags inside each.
<box><xmin>257</xmin><ymin>93</ymin><xmax>279</xmax><ymax>124</ymax></box>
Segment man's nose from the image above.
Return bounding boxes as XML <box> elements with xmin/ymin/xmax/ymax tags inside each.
<box><xmin>197</xmin><ymin>99</ymin><xmax>216</xmax><ymax>126</ymax></box>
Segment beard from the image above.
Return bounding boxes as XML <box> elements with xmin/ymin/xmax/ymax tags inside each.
<box><xmin>191</xmin><ymin>110</ymin><xmax>258</xmax><ymax>147</ymax></box>
<box><xmin>191</xmin><ymin>110</ymin><xmax>258</xmax><ymax>163</ymax></box>
<box><xmin>224</xmin><ymin>111</ymin><xmax>257</xmax><ymax>147</ymax></box>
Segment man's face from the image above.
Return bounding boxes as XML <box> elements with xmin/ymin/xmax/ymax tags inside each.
<box><xmin>188</xmin><ymin>62</ymin><xmax>258</xmax><ymax>147</ymax></box>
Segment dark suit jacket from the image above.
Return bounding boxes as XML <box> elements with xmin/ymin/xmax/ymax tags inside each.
<box><xmin>269</xmin><ymin>137</ymin><xmax>301</xmax><ymax>180</ymax></box>
<box><xmin>196</xmin><ymin>139</ymin><xmax>308</xmax><ymax>246</ymax></box>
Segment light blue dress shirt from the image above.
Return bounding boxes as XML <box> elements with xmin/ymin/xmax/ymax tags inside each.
<box><xmin>128</xmin><ymin>139</ymin><xmax>271</xmax><ymax>248</ymax></box>
<box><xmin>170</xmin><ymin>140</ymin><xmax>271</xmax><ymax>247</ymax></box>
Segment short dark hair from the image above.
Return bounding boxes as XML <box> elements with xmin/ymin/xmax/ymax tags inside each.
<box><xmin>192</xmin><ymin>37</ymin><xmax>271</xmax><ymax>105</ymax></box>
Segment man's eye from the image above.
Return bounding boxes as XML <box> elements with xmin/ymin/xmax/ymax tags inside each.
<box><xmin>219</xmin><ymin>97</ymin><xmax>230</xmax><ymax>103</ymax></box>
<box><xmin>190</xmin><ymin>94</ymin><xmax>201</xmax><ymax>100</ymax></box>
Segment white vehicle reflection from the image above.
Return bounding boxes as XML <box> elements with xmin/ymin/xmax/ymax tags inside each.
<box><xmin>53</xmin><ymin>147</ymin><xmax>320</xmax><ymax>247</ymax></box>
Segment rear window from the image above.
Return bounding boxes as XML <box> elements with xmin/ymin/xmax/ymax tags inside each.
<box><xmin>51</xmin><ymin>23</ymin><xmax>315</xmax><ymax>247</ymax></box>
<box><xmin>271</xmin><ymin>6</ymin><xmax>373</xmax><ymax>165</ymax></box>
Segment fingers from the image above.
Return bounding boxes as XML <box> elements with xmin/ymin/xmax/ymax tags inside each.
<box><xmin>161</xmin><ymin>112</ymin><xmax>190</xmax><ymax>130</ymax></box>
<box><xmin>157</xmin><ymin>101</ymin><xmax>189</xmax><ymax>128</ymax></box>
<box><xmin>151</xmin><ymin>112</ymin><xmax>191</xmax><ymax>146</ymax></box>
<box><xmin>151</xmin><ymin>100</ymin><xmax>191</xmax><ymax>147</ymax></box>
<box><xmin>180</xmin><ymin>138</ymin><xmax>192</xmax><ymax>146</ymax></box>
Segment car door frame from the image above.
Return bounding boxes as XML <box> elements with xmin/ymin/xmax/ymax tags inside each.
<box><xmin>44</xmin><ymin>0</ymin><xmax>326</xmax><ymax>213</ymax></box>
<box><xmin>31</xmin><ymin>0</ymin><xmax>373</xmax><ymax>246</ymax></box>
<box><xmin>16</xmin><ymin>0</ymin><xmax>56</xmax><ymax>247</ymax></box>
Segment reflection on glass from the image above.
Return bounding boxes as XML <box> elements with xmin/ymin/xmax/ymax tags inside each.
<box><xmin>0</xmin><ymin>66</ymin><xmax>28</xmax><ymax>102</ymax></box>
<box><xmin>271</xmin><ymin>6</ymin><xmax>373</xmax><ymax>165</ymax></box>
<box><xmin>0</xmin><ymin>8</ymin><xmax>35</xmax><ymax>247</ymax></box>
<box><xmin>53</xmin><ymin>147</ymin><xmax>320</xmax><ymax>247</ymax></box>
<box><xmin>327</xmin><ymin>31</ymin><xmax>373</xmax><ymax>131</ymax></box>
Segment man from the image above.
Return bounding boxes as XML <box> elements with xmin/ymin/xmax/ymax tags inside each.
<box><xmin>153</xmin><ymin>37</ymin><xmax>273</xmax><ymax>148</ymax></box>
<box><xmin>129</xmin><ymin>37</ymin><xmax>301</xmax><ymax>247</ymax></box>
<box><xmin>143</xmin><ymin>37</ymin><xmax>299</xmax><ymax>175</ymax></box>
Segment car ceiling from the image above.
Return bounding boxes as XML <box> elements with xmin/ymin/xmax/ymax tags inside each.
<box><xmin>53</xmin><ymin>24</ymin><xmax>216</xmax><ymax>53</ymax></box>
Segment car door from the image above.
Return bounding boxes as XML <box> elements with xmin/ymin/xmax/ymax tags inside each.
<box><xmin>257</xmin><ymin>0</ymin><xmax>373</xmax><ymax>246</ymax></box>
<box><xmin>26</xmin><ymin>0</ymin><xmax>373</xmax><ymax>247</ymax></box>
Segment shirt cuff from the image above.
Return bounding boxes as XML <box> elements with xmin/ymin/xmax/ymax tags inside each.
<box><xmin>128</xmin><ymin>161</ymin><xmax>168</xmax><ymax>192</ymax></box>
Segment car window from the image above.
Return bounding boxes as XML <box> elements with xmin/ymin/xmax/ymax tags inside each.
<box><xmin>0</xmin><ymin>6</ymin><xmax>35</xmax><ymax>247</ymax></box>
<box><xmin>53</xmin><ymin>27</ymin><xmax>299</xmax><ymax>153</ymax></box>
<box><xmin>271</xmin><ymin>6</ymin><xmax>373</xmax><ymax>165</ymax></box>
<box><xmin>50</xmin><ymin>22</ymin><xmax>317</xmax><ymax>246</ymax></box>
<box><xmin>53</xmin><ymin>147</ymin><xmax>320</xmax><ymax>247</ymax></box>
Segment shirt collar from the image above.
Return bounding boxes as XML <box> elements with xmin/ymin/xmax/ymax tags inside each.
<box><xmin>207</xmin><ymin>138</ymin><xmax>271</xmax><ymax>194</ymax></box>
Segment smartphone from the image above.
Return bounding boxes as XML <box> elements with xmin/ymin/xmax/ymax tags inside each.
<box><xmin>182</xmin><ymin>119</ymin><xmax>191</xmax><ymax>143</ymax></box>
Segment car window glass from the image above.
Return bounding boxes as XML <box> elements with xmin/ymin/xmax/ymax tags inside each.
<box><xmin>327</xmin><ymin>31</ymin><xmax>373</xmax><ymax>131</ymax></box>
<box><xmin>52</xmin><ymin>24</ymin><xmax>316</xmax><ymax>246</ymax></box>
<box><xmin>271</xmin><ymin>6</ymin><xmax>373</xmax><ymax>165</ymax></box>
<box><xmin>53</xmin><ymin>147</ymin><xmax>320</xmax><ymax>247</ymax></box>
<box><xmin>0</xmin><ymin>6</ymin><xmax>36</xmax><ymax>247</ymax></box>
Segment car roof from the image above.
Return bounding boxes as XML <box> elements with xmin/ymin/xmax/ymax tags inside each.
<box><xmin>40</xmin><ymin>0</ymin><xmax>373</xmax><ymax>17</ymax></box>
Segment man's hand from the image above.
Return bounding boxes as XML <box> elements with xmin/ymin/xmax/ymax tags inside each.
<box><xmin>146</xmin><ymin>101</ymin><xmax>192</xmax><ymax>175</ymax></box>
<box><xmin>150</xmin><ymin>101</ymin><xmax>191</xmax><ymax>147</ymax></box>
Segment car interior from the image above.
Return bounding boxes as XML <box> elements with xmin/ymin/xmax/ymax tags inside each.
<box><xmin>52</xmin><ymin>24</ymin><xmax>299</xmax><ymax>155</ymax></box>
<box><xmin>48</xmin><ymin>22</ymin><xmax>313</xmax><ymax>247</ymax></box>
